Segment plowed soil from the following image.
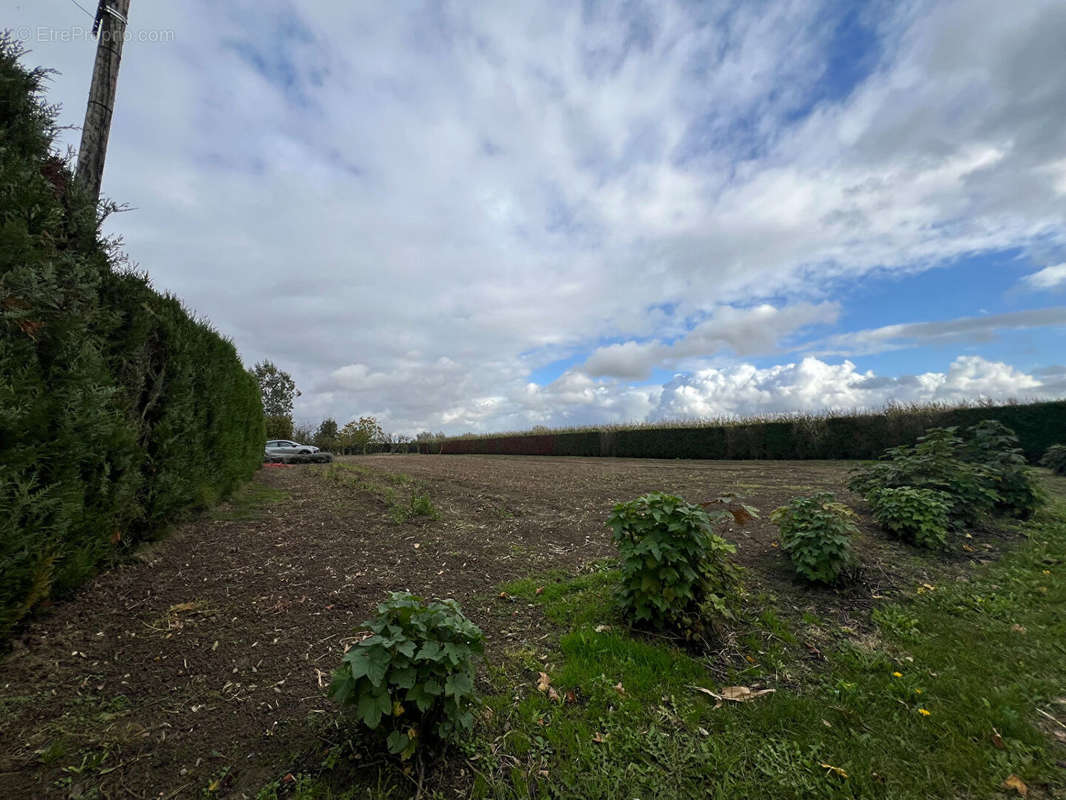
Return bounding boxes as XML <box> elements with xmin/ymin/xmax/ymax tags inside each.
<box><xmin>0</xmin><ymin>455</ymin><xmax>1009</xmax><ymax>798</ymax></box>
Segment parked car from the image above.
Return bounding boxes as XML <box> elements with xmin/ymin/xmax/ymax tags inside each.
<box><xmin>264</xmin><ymin>440</ymin><xmax>332</xmax><ymax>463</ymax></box>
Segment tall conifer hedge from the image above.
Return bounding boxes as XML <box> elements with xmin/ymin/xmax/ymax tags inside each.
<box><xmin>0</xmin><ymin>38</ymin><xmax>264</xmax><ymax>640</ymax></box>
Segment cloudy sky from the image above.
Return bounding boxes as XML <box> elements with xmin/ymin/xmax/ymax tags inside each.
<box><xmin>12</xmin><ymin>0</ymin><xmax>1066</xmax><ymax>434</ymax></box>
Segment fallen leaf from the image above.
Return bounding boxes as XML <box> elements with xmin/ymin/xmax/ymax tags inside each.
<box><xmin>688</xmin><ymin>684</ymin><xmax>775</xmax><ymax>709</ymax></box>
<box><xmin>991</xmin><ymin>729</ymin><xmax>1005</xmax><ymax>750</ymax></box>
<box><xmin>564</xmin><ymin>689</ymin><xmax>578</xmax><ymax>705</ymax></box>
<box><xmin>1010</xmin><ymin>624</ymin><xmax>1027</xmax><ymax>634</ymax></box>
<box><xmin>720</xmin><ymin>686</ymin><xmax>775</xmax><ymax>702</ymax></box>
<box><xmin>594</xmin><ymin>624</ymin><xmax>612</xmax><ymax>633</ymax></box>
<box><xmin>1002</xmin><ymin>774</ymin><xmax>1028</xmax><ymax>797</ymax></box>
<box><xmin>536</xmin><ymin>672</ymin><xmax>551</xmax><ymax>693</ymax></box>
<box><xmin>535</xmin><ymin>586</ymin><xmax>544</xmax><ymax>596</ymax></box>
<box><xmin>548</xmin><ymin>687</ymin><xmax>561</xmax><ymax>703</ymax></box>
<box><xmin>591</xmin><ymin>732</ymin><xmax>607</xmax><ymax>743</ymax></box>
<box><xmin>820</xmin><ymin>763</ymin><xmax>848</xmax><ymax>779</ymax></box>
<box><xmin>613</xmin><ymin>682</ymin><xmax>625</xmax><ymax>696</ymax></box>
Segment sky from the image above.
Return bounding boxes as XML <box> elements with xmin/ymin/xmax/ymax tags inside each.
<box><xmin>10</xmin><ymin>0</ymin><xmax>1066</xmax><ymax>435</ymax></box>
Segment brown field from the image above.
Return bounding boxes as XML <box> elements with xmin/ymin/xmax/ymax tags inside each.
<box><xmin>0</xmin><ymin>455</ymin><xmax>1014</xmax><ymax>798</ymax></box>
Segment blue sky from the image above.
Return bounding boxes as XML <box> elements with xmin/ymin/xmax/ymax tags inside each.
<box><xmin>11</xmin><ymin>0</ymin><xmax>1066</xmax><ymax>433</ymax></box>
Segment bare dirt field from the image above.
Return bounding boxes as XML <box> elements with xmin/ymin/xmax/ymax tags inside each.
<box><xmin>0</xmin><ymin>455</ymin><xmax>1013</xmax><ymax>798</ymax></box>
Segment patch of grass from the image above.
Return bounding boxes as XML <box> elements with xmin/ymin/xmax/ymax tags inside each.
<box><xmin>210</xmin><ymin>482</ymin><xmax>289</xmax><ymax>521</ymax></box>
<box><xmin>473</xmin><ymin>492</ymin><xmax>1066</xmax><ymax>798</ymax></box>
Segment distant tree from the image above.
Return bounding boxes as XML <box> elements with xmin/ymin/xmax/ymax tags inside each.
<box><xmin>394</xmin><ymin>433</ymin><xmax>412</xmax><ymax>453</ymax></box>
<box><xmin>313</xmin><ymin>418</ymin><xmax>339</xmax><ymax>451</ymax></box>
<box><xmin>339</xmin><ymin>416</ymin><xmax>385</xmax><ymax>454</ymax></box>
<box><xmin>265</xmin><ymin>415</ymin><xmax>293</xmax><ymax>440</ymax></box>
<box><xmin>292</xmin><ymin>422</ymin><xmax>315</xmax><ymax>444</ymax></box>
<box><xmin>251</xmin><ymin>361</ymin><xmax>300</xmax><ymax>442</ymax></box>
<box><xmin>250</xmin><ymin>361</ymin><xmax>300</xmax><ymax>416</ymax></box>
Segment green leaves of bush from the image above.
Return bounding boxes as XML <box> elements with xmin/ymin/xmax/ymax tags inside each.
<box><xmin>606</xmin><ymin>492</ymin><xmax>747</xmax><ymax>638</ymax></box>
<box><xmin>966</xmin><ymin>420</ymin><xmax>1043</xmax><ymax>519</ymax></box>
<box><xmin>328</xmin><ymin>592</ymin><xmax>484</xmax><ymax>760</ymax></box>
<box><xmin>848</xmin><ymin>424</ymin><xmax>1044</xmax><ymax>534</ymax></box>
<box><xmin>867</xmin><ymin>487</ymin><xmax>951</xmax><ymax>550</ymax></box>
<box><xmin>1041</xmin><ymin>444</ymin><xmax>1066</xmax><ymax>476</ymax></box>
<box><xmin>770</xmin><ymin>493</ymin><xmax>858</xmax><ymax>585</ymax></box>
<box><xmin>847</xmin><ymin>427</ymin><xmax>998</xmax><ymax>529</ymax></box>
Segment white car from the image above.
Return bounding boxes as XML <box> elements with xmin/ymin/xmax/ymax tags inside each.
<box><xmin>264</xmin><ymin>440</ymin><xmax>331</xmax><ymax>463</ymax></box>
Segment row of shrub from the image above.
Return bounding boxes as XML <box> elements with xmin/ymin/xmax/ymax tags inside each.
<box><xmin>771</xmin><ymin>425</ymin><xmax>1058</xmax><ymax>584</ymax></box>
<box><xmin>419</xmin><ymin>401</ymin><xmax>1066</xmax><ymax>462</ymax></box>
<box><xmin>0</xmin><ymin>39</ymin><xmax>265</xmax><ymax>641</ymax></box>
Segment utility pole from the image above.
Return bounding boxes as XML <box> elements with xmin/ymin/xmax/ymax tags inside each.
<box><xmin>76</xmin><ymin>0</ymin><xmax>131</xmax><ymax>205</ymax></box>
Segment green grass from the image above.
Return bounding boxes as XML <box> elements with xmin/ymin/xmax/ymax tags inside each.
<box><xmin>470</xmin><ymin>501</ymin><xmax>1066</xmax><ymax>798</ymax></box>
<box><xmin>209</xmin><ymin>482</ymin><xmax>289</xmax><ymax>521</ymax></box>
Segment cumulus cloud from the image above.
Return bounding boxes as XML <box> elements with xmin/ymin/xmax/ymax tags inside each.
<box><xmin>653</xmin><ymin>356</ymin><xmax>1048</xmax><ymax>421</ymax></box>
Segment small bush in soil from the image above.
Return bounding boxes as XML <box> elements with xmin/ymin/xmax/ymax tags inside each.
<box><xmin>770</xmin><ymin>493</ymin><xmax>859</xmax><ymax>585</ymax></box>
<box><xmin>965</xmin><ymin>420</ymin><xmax>1043</xmax><ymax>519</ymax></box>
<box><xmin>1040</xmin><ymin>444</ymin><xmax>1066</xmax><ymax>475</ymax></box>
<box><xmin>328</xmin><ymin>592</ymin><xmax>484</xmax><ymax>760</ymax></box>
<box><xmin>866</xmin><ymin>487</ymin><xmax>952</xmax><ymax>549</ymax></box>
<box><xmin>848</xmin><ymin>427</ymin><xmax>999</xmax><ymax>528</ymax></box>
<box><xmin>606</xmin><ymin>492</ymin><xmax>749</xmax><ymax>639</ymax></box>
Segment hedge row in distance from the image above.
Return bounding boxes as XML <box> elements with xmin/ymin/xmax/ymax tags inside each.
<box><xmin>0</xmin><ymin>39</ymin><xmax>265</xmax><ymax>640</ymax></box>
<box><xmin>420</xmin><ymin>401</ymin><xmax>1066</xmax><ymax>463</ymax></box>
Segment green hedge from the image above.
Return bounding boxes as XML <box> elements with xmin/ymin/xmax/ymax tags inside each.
<box><xmin>421</xmin><ymin>401</ymin><xmax>1066</xmax><ymax>463</ymax></box>
<box><xmin>0</xmin><ymin>40</ymin><xmax>264</xmax><ymax>640</ymax></box>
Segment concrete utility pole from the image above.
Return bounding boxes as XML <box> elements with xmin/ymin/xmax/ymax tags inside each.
<box><xmin>76</xmin><ymin>0</ymin><xmax>131</xmax><ymax>205</ymax></box>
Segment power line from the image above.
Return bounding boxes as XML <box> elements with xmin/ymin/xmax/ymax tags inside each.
<box><xmin>67</xmin><ymin>0</ymin><xmax>95</xmax><ymax>19</ymax></box>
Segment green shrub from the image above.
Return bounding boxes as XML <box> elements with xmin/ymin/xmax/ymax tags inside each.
<box><xmin>328</xmin><ymin>592</ymin><xmax>484</xmax><ymax>759</ymax></box>
<box><xmin>770</xmin><ymin>493</ymin><xmax>859</xmax><ymax>584</ymax></box>
<box><xmin>606</xmin><ymin>492</ymin><xmax>748</xmax><ymax>638</ymax></box>
<box><xmin>848</xmin><ymin>427</ymin><xmax>999</xmax><ymax>528</ymax></box>
<box><xmin>0</xmin><ymin>39</ymin><xmax>264</xmax><ymax>641</ymax></box>
<box><xmin>965</xmin><ymin>420</ymin><xmax>1043</xmax><ymax>519</ymax></box>
<box><xmin>1039</xmin><ymin>444</ymin><xmax>1066</xmax><ymax>476</ymax></box>
<box><xmin>866</xmin><ymin>487</ymin><xmax>951</xmax><ymax>549</ymax></box>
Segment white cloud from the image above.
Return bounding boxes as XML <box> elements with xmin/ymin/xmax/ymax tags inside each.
<box><xmin>653</xmin><ymin>356</ymin><xmax>1047</xmax><ymax>421</ymax></box>
<box><xmin>10</xmin><ymin>0</ymin><xmax>1066</xmax><ymax>434</ymax></box>
<box><xmin>815</xmin><ymin>308</ymin><xmax>1066</xmax><ymax>357</ymax></box>
<box><xmin>1021</xmin><ymin>263</ymin><xmax>1066</xmax><ymax>290</ymax></box>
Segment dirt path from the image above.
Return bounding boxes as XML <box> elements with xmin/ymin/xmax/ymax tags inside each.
<box><xmin>0</xmin><ymin>456</ymin><xmax>982</xmax><ymax>798</ymax></box>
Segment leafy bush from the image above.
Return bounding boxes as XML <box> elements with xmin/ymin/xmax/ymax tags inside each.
<box><xmin>328</xmin><ymin>592</ymin><xmax>484</xmax><ymax>759</ymax></box>
<box><xmin>1039</xmin><ymin>444</ymin><xmax>1066</xmax><ymax>476</ymax></box>
<box><xmin>965</xmin><ymin>420</ymin><xmax>1043</xmax><ymax>519</ymax></box>
<box><xmin>606</xmin><ymin>492</ymin><xmax>749</xmax><ymax>638</ymax></box>
<box><xmin>866</xmin><ymin>487</ymin><xmax>951</xmax><ymax>549</ymax></box>
<box><xmin>0</xmin><ymin>39</ymin><xmax>264</xmax><ymax>641</ymax></box>
<box><xmin>770</xmin><ymin>493</ymin><xmax>859</xmax><ymax>584</ymax></box>
<box><xmin>848</xmin><ymin>427</ymin><xmax>999</xmax><ymax>528</ymax></box>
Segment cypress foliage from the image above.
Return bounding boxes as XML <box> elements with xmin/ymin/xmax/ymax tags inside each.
<box><xmin>0</xmin><ymin>38</ymin><xmax>264</xmax><ymax>640</ymax></box>
<box><xmin>423</xmin><ymin>400</ymin><xmax>1066</xmax><ymax>462</ymax></box>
